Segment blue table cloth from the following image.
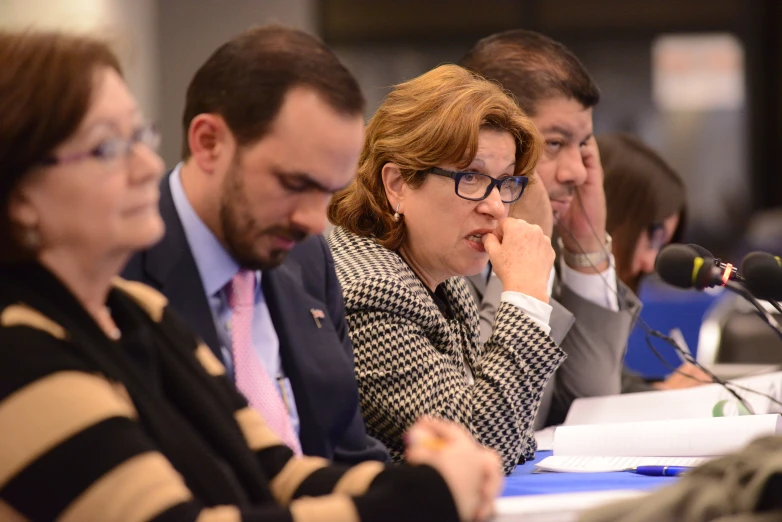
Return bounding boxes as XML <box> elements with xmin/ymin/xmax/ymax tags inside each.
<box><xmin>502</xmin><ymin>451</ymin><xmax>679</xmax><ymax>497</ymax></box>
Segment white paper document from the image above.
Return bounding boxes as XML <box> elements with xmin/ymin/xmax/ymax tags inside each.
<box><xmin>535</xmin><ymin>455</ymin><xmax>709</xmax><ymax>473</ymax></box>
<box><xmin>554</xmin><ymin>413</ymin><xmax>781</xmax><ymax>458</ymax></box>
<box><xmin>564</xmin><ymin>371</ymin><xmax>782</xmax><ymax>426</ymax></box>
<box><xmin>534</xmin><ymin>414</ymin><xmax>781</xmax><ymax>473</ymax></box>
<box><xmin>534</xmin><ymin>426</ymin><xmax>557</xmax><ymax>451</ymax></box>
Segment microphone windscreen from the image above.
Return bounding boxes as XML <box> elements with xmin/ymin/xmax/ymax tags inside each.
<box><xmin>655</xmin><ymin>244</ymin><xmax>702</xmax><ymax>289</ymax></box>
<box><xmin>687</xmin><ymin>244</ymin><xmax>714</xmax><ymax>259</ymax></box>
<box><xmin>741</xmin><ymin>252</ymin><xmax>782</xmax><ymax>301</ymax></box>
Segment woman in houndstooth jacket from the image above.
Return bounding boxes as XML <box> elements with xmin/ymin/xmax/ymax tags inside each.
<box><xmin>327</xmin><ymin>64</ymin><xmax>566</xmax><ymax>475</ymax></box>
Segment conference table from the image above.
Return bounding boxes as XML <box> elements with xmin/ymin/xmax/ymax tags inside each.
<box><xmin>503</xmin><ymin>450</ymin><xmax>678</xmax><ymax>497</ymax></box>
<box><xmin>498</xmin><ymin>451</ymin><xmax>678</xmax><ymax>520</ymax></box>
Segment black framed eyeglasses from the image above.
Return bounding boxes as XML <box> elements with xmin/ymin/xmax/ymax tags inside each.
<box><xmin>428</xmin><ymin>167</ymin><xmax>529</xmax><ymax>203</ymax></box>
<box><xmin>41</xmin><ymin>122</ymin><xmax>161</xmax><ymax>166</ymax></box>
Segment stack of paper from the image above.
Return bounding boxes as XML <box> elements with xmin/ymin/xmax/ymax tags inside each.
<box><xmin>535</xmin><ymin>455</ymin><xmax>708</xmax><ymax>473</ymax></box>
<box><xmin>564</xmin><ymin>371</ymin><xmax>782</xmax><ymax>426</ymax></box>
<box><xmin>535</xmin><ymin>414</ymin><xmax>782</xmax><ymax>473</ymax></box>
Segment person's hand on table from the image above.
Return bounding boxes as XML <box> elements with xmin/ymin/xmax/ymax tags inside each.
<box><xmin>652</xmin><ymin>362</ymin><xmax>713</xmax><ymax>390</ymax></box>
<box><xmin>405</xmin><ymin>417</ymin><xmax>503</xmax><ymax>522</ymax></box>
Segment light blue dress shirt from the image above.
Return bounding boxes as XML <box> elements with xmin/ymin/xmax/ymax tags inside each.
<box><xmin>169</xmin><ymin>163</ymin><xmax>300</xmax><ymax>438</ymax></box>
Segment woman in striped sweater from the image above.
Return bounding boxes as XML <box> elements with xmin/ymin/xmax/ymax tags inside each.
<box><xmin>0</xmin><ymin>30</ymin><xmax>500</xmax><ymax>522</ymax></box>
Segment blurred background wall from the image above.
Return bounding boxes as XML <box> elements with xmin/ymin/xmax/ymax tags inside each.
<box><xmin>2</xmin><ymin>0</ymin><xmax>782</xmax><ymax>259</ymax></box>
<box><xmin>0</xmin><ymin>0</ymin><xmax>160</xmax><ymax>129</ymax></box>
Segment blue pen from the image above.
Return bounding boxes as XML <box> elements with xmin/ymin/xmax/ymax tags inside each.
<box><xmin>626</xmin><ymin>466</ymin><xmax>691</xmax><ymax>477</ymax></box>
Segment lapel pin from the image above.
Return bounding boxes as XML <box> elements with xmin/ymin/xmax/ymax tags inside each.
<box><xmin>310</xmin><ymin>308</ymin><xmax>325</xmax><ymax>329</ymax></box>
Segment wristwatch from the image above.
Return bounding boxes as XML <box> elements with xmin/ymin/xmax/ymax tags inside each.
<box><xmin>557</xmin><ymin>233</ymin><xmax>612</xmax><ymax>268</ymax></box>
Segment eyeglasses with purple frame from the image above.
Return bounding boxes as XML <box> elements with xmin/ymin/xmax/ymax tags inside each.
<box><xmin>40</xmin><ymin>123</ymin><xmax>160</xmax><ymax>166</ymax></box>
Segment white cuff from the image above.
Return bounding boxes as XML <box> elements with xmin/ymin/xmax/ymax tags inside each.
<box><xmin>547</xmin><ymin>266</ymin><xmax>556</xmax><ymax>297</ymax></box>
<box><xmin>560</xmin><ymin>255</ymin><xmax>620</xmax><ymax>312</ymax></box>
<box><xmin>500</xmin><ymin>291</ymin><xmax>553</xmax><ymax>335</ymax></box>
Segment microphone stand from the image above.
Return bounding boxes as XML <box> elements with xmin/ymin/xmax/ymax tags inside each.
<box><xmin>766</xmin><ymin>299</ymin><xmax>782</xmax><ymax>316</ymax></box>
<box><xmin>725</xmin><ymin>281</ymin><xmax>782</xmax><ymax>341</ymax></box>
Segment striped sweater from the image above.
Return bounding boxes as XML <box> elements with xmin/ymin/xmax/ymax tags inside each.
<box><xmin>0</xmin><ymin>263</ymin><xmax>458</xmax><ymax>522</ymax></box>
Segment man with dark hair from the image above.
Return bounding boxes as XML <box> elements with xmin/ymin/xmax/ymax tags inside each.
<box><xmin>460</xmin><ymin>30</ymin><xmax>644</xmax><ymax>427</ymax></box>
<box><xmin>460</xmin><ymin>30</ymin><xmax>600</xmax><ymax>116</ymax></box>
<box><xmin>123</xmin><ymin>25</ymin><xmax>389</xmax><ymax>463</ymax></box>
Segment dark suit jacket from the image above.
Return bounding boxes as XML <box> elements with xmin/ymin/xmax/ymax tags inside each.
<box><xmin>122</xmin><ymin>174</ymin><xmax>389</xmax><ymax>464</ymax></box>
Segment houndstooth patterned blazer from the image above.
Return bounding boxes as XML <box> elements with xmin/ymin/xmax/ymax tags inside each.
<box><xmin>327</xmin><ymin>227</ymin><xmax>566</xmax><ymax>474</ymax></box>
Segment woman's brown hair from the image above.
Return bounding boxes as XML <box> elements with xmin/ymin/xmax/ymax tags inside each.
<box><xmin>328</xmin><ymin>64</ymin><xmax>542</xmax><ymax>251</ymax></box>
<box><xmin>599</xmin><ymin>133</ymin><xmax>687</xmax><ymax>291</ymax></box>
<box><xmin>0</xmin><ymin>30</ymin><xmax>120</xmax><ymax>263</ymax></box>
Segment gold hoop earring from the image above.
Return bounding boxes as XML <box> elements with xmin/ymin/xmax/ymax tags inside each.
<box><xmin>393</xmin><ymin>203</ymin><xmax>401</xmax><ymax>222</ymax></box>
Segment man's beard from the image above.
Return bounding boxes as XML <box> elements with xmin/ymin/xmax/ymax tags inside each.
<box><xmin>548</xmin><ymin>184</ymin><xmax>576</xmax><ymax>221</ymax></box>
<box><xmin>548</xmin><ymin>183</ymin><xmax>575</xmax><ymax>203</ymax></box>
<box><xmin>219</xmin><ymin>160</ymin><xmax>308</xmax><ymax>271</ymax></box>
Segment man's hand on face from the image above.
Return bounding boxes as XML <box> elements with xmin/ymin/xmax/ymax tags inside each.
<box><xmin>509</xmin><ymin>173</ymin><xmax>553</xmax><ymax>238</ymax></box>
<box><xmin>556</xmin><ymin>136</ymin><xmax>609</xmax><ymax>273</ymax></box>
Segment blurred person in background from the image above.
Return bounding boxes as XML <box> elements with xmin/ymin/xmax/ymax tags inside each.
<box><xmin>461</xmin><ymin>30</ymin><xmax>641</xmax><ymax>426</ymax></box>
<box><xmin>600</xmin><ymin>132</ymin><xmax>711</xmax><ymax>391</ymax></box>
<box><xmin>123</xmin><ymin>26</ymin><xmax>389</xmax><ymax>465</ymax></box>
<box><xmin>327</xmin><ymin>64</ymin><xmax>565</xmax><ymax>475</ymax></box>
<box><xmin>600</xmin><ymin>132</ymin><xmax>686</xmax><ymax>293</ymax></box>
<box><xmin>0</xmin><ymin>29</ymin><xmax>502</xmax><ymax>522</ymax></box>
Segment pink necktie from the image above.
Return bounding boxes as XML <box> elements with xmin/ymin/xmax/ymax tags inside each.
<box><xmin>228</xmin><ymin>269</ymin><xmax>302</xmax><ymax>455</ymax></box>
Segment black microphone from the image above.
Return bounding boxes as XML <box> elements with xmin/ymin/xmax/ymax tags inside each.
<box><xmin>741</xmin><ymin>252</ymin><xmax>782</xmax><ymax>302</ymax></box>
<box><xmin>657</xmin><ymin>245</ymin><xmax>782</xmax><ymax>341</ymax></box>
<box><xmin>655</xmin><ymin>244</ymin><xmax>740</xmax><ymax>290</ymax></box>
<box><xmin>686</xmin><ymin>244</ymin><xmax>745</xmax><ymax>284</ymax></box>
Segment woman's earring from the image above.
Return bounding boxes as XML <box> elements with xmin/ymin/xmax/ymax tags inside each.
<box><xmin>22</xmin><ymin>226</ymin><xmax>41</xmax><ymax>250</ymax></box>
<box><xmin>393</xmin><ymin>203</ymin><xmax>401</xmax><ymax>222</ymax></box>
